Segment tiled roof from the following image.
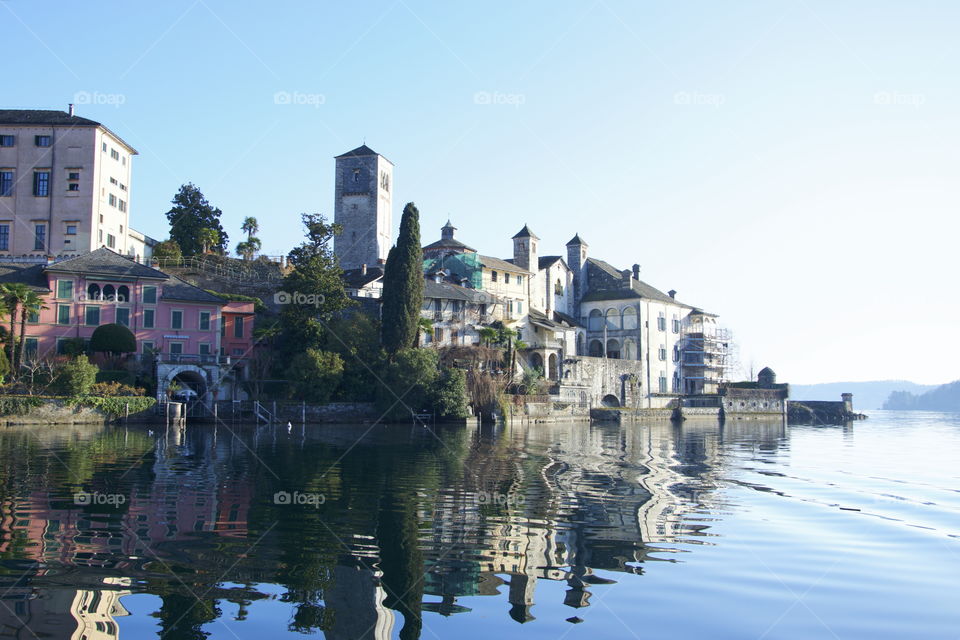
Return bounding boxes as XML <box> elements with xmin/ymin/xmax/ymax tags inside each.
<box><xmin>0</xmin><ymin>109</ymin><xmax>100</xmax><ymax>127</ymax></box>
<box><xmin>0</xmin><ymin>264</ymin><xmax>50</xmax><ymax>292</ymax></box>
<box><xmin>342</xmin><ymin>266</ymin><xmax>384</xmax><ymax>288</ymax></box>
<box><xmin>424</xmin><ymin>279</ymin><xmax>498</xmax><ymax>304</ymax></box>
<box><xmin>583</xmin><ymin>258</ymin><xmax>690</xmax><ymax>307</ymax></box>
<box><xmin>479</xmin><ymin>255</ymin><xmax>531</xmax><ymax>274</ymax></box>
<box><xmin>566</xmin><ymin>233</ymin><xmax>587</xmax><ymax>246</ymax></box>
<box><xmin>160</xmin><ymin>275</ymin><xmax>225</xmax><ymax>304</ymax></box>
<box><xmin>538</xmin><ymin>255</ymin><xmax>564</xmax><ymax>270</ymax></box>
<box><xmin>44</xmin><ymin>248</ymin><xmax>168</xmax><ymax>280</ymax></box>
<box><xmin>423</xmin><ymin>238</ymin><xmax>477</xmax><ymax>252</ymax></box>
<box><xmin>512</xmin><ymin>224</ymin><xmax>539</xmax><ymax>240</ymax></box>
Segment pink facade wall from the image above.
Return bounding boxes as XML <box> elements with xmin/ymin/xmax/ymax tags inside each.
<box><xmin>219</xmin><ymin>301</ymin><xmax>256</xmax><ymax>358</ymax></box>
<box><xmin>21</xmin><ymin>272</ymin><xmax>254</xmax><ymax>360</ymax></box>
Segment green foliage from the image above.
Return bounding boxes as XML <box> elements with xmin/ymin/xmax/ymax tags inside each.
<box><xmin>57</xmin><ymin>338</ymin><xmax>87</xmax><ymax>358</ymax></box>
<box><xmin>56</xmin><ymin>355</ymin><xmax>99</xmax><ymax>396</ymax></box>
<box><xmin>90</xmin><ymin>381</ymin><xmax>143</xmax><ymax>396</ymax></box>
<box><xmin>430</xmin><ymin>367</ymin><xmax>469</xmax><ymax>419</ymax></box>
<box><xmin>0</xmin><ymin>346</ymin><xmax>9</xmax><ymax>385</ymax></box>
<box><xmin>165</xmin><ymin>183</ymin><xmax>228</xmax><ymax>256</ymax></box>
<box><xmin>0</xmin><ymin>396</ymin><xmax>43</xmax><ymax>416</ymax></box>
<box><xmin>241</xmin><ymin>216</ymin><xmax>260</xmax><ymax>239</ymax></box>
<box><xmin>95</xmin><ymin>370</ymin><xmax>137</xmax><ymax>386</ymax></box>
<box><xmin>320</xmin><ymin>314</ymin><xmax>386</xmax><ymax>402</ymax></box>
<box><xmin>285</xmin><ymin>349</ymin><xmax>344</xmax><ymax>403</ymax></box>
<box><xmin>381</xmin><ymin>203</ymin><xmax>424</xmax><ymax>355</ymax></box>
<box><xmin>73</xmin><ymin>395</ymin><xmax>156</xmax><ymax>417</ymax></box>
<box><xmin>375</xmin><ymin>348</ymin><xmax>439</xmax><ymax>422</ymax></box>
<box><xmin>198</xmin><ymin>228</ymin><xmax>222</xmax><ymax>254</ymax></box>
<box><xmin>90</xmin><ymin>323</ymin><xmax>136</xmax><ymax>355</ymax></box>
<box><xmin>520</xmin><ymin>366</ymin><xmax>546</xmax><ymax>395</ymax></box>
<box><xmin>278</xmin><ymin>214</ymin><xmax>351</xmax><ymax>361</ymax></box>
<box><xmin>204</xmin><ymin>290</ymin><xmax>267</xmax><ymax>312</ymax></box>
<box><xmin>153</xmin><ymin>238</ymin><xmax>183</xmax><ymax>260</ymax></box>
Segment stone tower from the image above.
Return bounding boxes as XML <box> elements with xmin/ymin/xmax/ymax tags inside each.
<box><xmin>512</xmin><ymin>224</ymin><xmax>538</xmax><ymax>271</ymax></box>
<box><xmin>566</xmin><ymin>233</ymin><xmax>588</xmax><ymax>305</ymax></box>
<box><xmin>333</xmin><ymin>145</ymin><xmax>393</xmax><ymax>271</ymax></box>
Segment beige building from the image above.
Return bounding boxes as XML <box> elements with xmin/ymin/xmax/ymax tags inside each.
<box><xmin>0</xmin><ymin>107</ymin><xmax>149</xmax><ymax>261</ymax></box>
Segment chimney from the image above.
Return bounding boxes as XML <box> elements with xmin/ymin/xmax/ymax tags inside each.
<box><xmin>361</xmin><ymin>263</ymin><xmax>367</xmax><ymax>275</ymax></box>
<box><xmin>68</xmin><ymin>103</ymin><xmax>74</xmax><ymax>117</ymax></box>
<box><xmin>668</xmin><ymin>289</ymin><xmax>676</xmax><ymax>299</ymax></box>
<box><xmin>632</xmin><ymin>264</ymin><xmax>640</xmax><ymax>279</ymax></box>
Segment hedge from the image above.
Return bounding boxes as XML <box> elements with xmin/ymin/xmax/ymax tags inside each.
<box><xmin>71</xmin><ymin>396</ymin><xmax>157</xmax><ymax>417</ymax></box>
<box><xmin>0</xmin><ymin>396</ymin><xmax>45</xmax><ymax>416</ymax></box>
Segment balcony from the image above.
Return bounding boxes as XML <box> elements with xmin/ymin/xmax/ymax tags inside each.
<box><xmin>136</xmin><ymin>353</ymin><xmax>233</xmax><ymax>366</ymax></box>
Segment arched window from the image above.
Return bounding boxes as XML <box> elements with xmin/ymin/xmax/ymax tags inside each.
<box><xmin>554</xmin><ymin>278</ymin><xmax>563</xmax><ymax>296</ymax></box>
<box><xmin>117</xmin><ymin>285</ymin><xmax>130</xmax><ymax>302</ymax></box>
<box><xmin>623</xmin><ymin>338</ymin><xmax>637</xmax><ymax>360</ymax></box>
<box><xmin>103</xmin><ymin>284</ymin><xmax>116</xmax><ymax>301</ymax></box>
<box><xmin>589</xmin><ymin>339</ymin><xmax>604</xmax><ymax>357</ymax></box>
<box><xmin>87</xmin><ymin>283</ymin><xmax>101</xmax><ymax>300</ymax></box>
<box><xmin>622</xmin><ymin>306</ymin><xmax>638</xmax><ymax>330</ymax></box>
<box><xmin>606</xmin><ymin>338</ymin><xmax>621</xmax><ymax>359</ymax></box>
<box><xmin>605</xmin><ymin>308</ymin><xmax>620</xmax><ymax>330</ymax></box>
<box><xmin>588</xmin><ymin>309</ymin><xmax>603</xmax><ymax>331</ymax></box>
<box><xmin>576</xmin><ymin>333</ymin><xmax>584</xmax><ymax>355</ymax></box>
<box><xmin>530</xmin><ymin>352</ymin><xmax>544</xmax><ymax>373</ymax></box>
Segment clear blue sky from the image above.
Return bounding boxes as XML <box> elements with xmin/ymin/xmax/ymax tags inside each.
<box><xmin>4</xmin><ymin>0</ymin><xmax>957</xmax><ymax>385</ymax></box>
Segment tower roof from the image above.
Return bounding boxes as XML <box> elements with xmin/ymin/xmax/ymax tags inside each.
<box><xmin>334</xmin><ymin>144</ymin><xmax>392</xmax><ymax>163</ymax></box>
<box><xmin>442</xmin><ymin>219</ymin><xmax>456</xmax><ymax>230</ymax></box>
<box><xmin>512</xmin><ymin>224</ymin><xmax>539</xmax><ymax>240</ymax></box>
<box><xmin>566</xmin><ymin>233</ymin><xmax>587</xmax><ymax>246</ymax></box>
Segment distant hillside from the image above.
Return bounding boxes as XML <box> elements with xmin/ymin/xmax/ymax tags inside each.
<box><xmin>883</xmin><ymin>380</ymin><xmax>960</xmax><ymax>411</ymax></box>
<box><xmin>789</xmin><ymin>381</ymin><xmax>938</xmax><ymax>411</ymax></box>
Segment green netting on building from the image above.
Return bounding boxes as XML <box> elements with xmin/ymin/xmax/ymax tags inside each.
<box><xmin>423</xmin><ymin>252</ymin><xmax>483</xmax><ymax>289</ymax></box>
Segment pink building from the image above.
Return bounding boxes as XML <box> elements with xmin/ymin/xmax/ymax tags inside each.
<box><xmin>0</xmin><ymin>248</ymin><xmax>256</xmax><ymax>402</ymax></box>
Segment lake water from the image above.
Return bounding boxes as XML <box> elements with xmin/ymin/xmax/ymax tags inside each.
<box><xmin>0</xmin><ymin>411</ymin><xmax>957</xmax><ymax>639</ymax></box>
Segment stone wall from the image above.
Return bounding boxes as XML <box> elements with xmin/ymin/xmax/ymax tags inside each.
<box><xmin>562</xmin><ymin>356</ymin><xmax>649</xmax><ymax>407</ymax></box>
<box><xmin>720</xmin><ymin>387</ymin><xmax>788</xmax><ymax>418</ymax></box>
<box><xmin>0</xmin><ymin>400</ymin><xmax>156</xmax><ymax>426</ymax></box>
<box><xmin>217</xmin><ymin>401</ymin><xmax>380</xmax><ymax>424</ymax></box>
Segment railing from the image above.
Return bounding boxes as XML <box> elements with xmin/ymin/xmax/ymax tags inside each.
<box><xmin>135</xmin><ymin>353</ymin><xmax>233</xmax><ymax>366</ymax></box>
<box><xmin>151</xmin><ymin>256</ymin><xmax>285</xmax><ymax>283</ymax></box>
<box><xmin>253</xmin><ymin>400</ymin><xmax>275</xmax><ymax>424</ymax></box>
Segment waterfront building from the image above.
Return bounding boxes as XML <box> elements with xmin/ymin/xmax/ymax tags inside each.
<box><xmin>0</xmin><ymin>247</ymin><xmax>254</xmax><ymax>403</ymax></box>
<box><xmin>0</xmin><ymin>107</ymin><xmax>154</xmax><ymax>262</ymax></box>
<box><xmin>333</xmin><ymin>144</ymin><xmax>393</xmax><ymax>271</ymax></box>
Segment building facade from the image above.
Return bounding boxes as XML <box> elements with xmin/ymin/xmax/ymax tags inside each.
<box><xmin>333</xmin><ymin>144</ymin><xmax>393</xmax><ymax>271</ymax></box>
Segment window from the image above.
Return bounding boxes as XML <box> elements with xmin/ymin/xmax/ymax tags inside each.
<box><xmin>0</xmin><ymin>224</ymin><xmax>8</xmax><ymax>251</ymax></box>
<box><xmin>491</xmin><ymin>271</ymin><xmax>497</xmax><ymax>282</ymax></box>
<box><xmin>142</xmin><ymin>341</ymin><xmax>154</xmax><ymax>354</ymax></box>
<box><xmin>57</xmin><ymin>304</ymin><xmax>70</xmax><ymax>325</ymax></box>
<box><xmin>108</xmin><ymin>194</ymin><xmax>116</xmax><ymax>207</ymax></box>
<box><xmin>0</xmin><ymin>171</ymin><xmax>12</xmax><ymax>196</ymax></box>
<box><xmin>33</xmin><ymin>171</ymin><xmax>50</xmax><ymax>197</ymax></box>
<box><xmin>199</xmin><ymin>311</ymin><xmax>211</xmax><ymax>331</ymax></box>
<box><xmin>220</xmin><ymin>317</ymin><xmax>226</xmax><ymax>337</ymax></box>
<box><xmin>169</xmin><ymin>342</ymin><xmax>183</xmax><ymax>355</ymax></box>
<box><xmin>234</xmin><ymin>316</ymin><xmax>244</xmax><ymax>338</ymax></box>
<box><xmin>109</xmin><ymin>177</ymin><xmax>117</xmax><ymax>185</ymax></box>
<box><xmin>517</xmin><ymin>300</ymin><xmax>523</xmax><ymax>313</ymax></box>
<box><xmin>658</xmin><ymin>345</ymin><xmax>667</xmax><ymax>361</ymax></box>
<box><xmin>433</xmin><ymin>327</ymin><xmax>443</xmax><ymax>342</ymax></box>
<box><xmin>98</xmin><ymin>229</ymin><xmax>103</xmax><ymax>243</ymax></box>
<box><xmin>232</xmin><ymin>348</ymin><xmax>244</xmax><ymax>356</ymax></box>
<box><xmin>171</xmin><ymin>310</ymin><xmax>183</xmax><ymax>330</ymax></box>
<box><xmin>27</xmin><ymin>309</ymin><xmax>39</xmax><ymax>323</ymax></box>
<box><xmin>118</xmin><ymin>199</ymin><xmax>126</xmax><ymax>212</ymax></box>
<box><xmin>657</xmin><ymin>313</ymin><xmax>666</xmax><ymax>331</ymax></box>
<box><xmin>68</xmin><ymin>172</ymin><xmax>80</xmax><ymax>180</ymax></box>
<box><xmin>117</xmin><ymin>285</ymin><xmax>129</xmax><ymax>302</ymax></box>
<box><xmin>110</xmin><ymin>148</ymin><xmax>119</xmax><ymax>160</ymax></box>
<box><xmin>120</xmin><ymin>183</ymin><xmax>127</xmax><ymax>191</ymax></box>
<box><xmin>142</xmin><ymin>286</ymin><xmax>157</xmax><ymax>304</ymax></box>
<box><xmin>65</xmin><ymin>224</ymin><xmax>77</xmax><ymax>235</ymax></box>
<box><xmin>673</xmin><ymin>345</ymin><xmax>680</xmax><ymax>362</ymax></box>
<box><xmin>659</xmin><ymin>375</ymin><xmax>668</xmax><ymax>393</ymax></box>
<box><xmin>35</xmin><ymin>135</ymin><xmax>51</xmax><ymax>147</ymax></box>
<box><xmin>106</xmin><ymin>234</ymin><xmax>116</xmax><ymax>248</ymax></box>
<box><xmin>102</xmin><ymin>142</ymin><xmax>107</xmax><ymax>152</ymax></box>
<box><xmin>56</xmin><ymin>280</ymin><xmax>73</xmax><ymax>299</ymax></box>
<box><xmin>504</xmin><ymin>273</ymin><xmax>510</xmax><ymax>284</ymax></box>
<box><xmin>199</xmin><ymin>343</ymin><xmax>211</xmax><ymax>357</ymax></box>
<box><xmin>0</xmin><ymin>135</ymin><xmax>14</xmax><ymax>147</ymax></box>
<box><xmin>34</xmin><ymin>225</ymin><xmax>45</xmax><ymax>251</ymax></box>
<box><xmin>68</xmin><ymin>183</ymin><xmax>79</xmax><ymax>192</ymax></box>
<box><xmin>142</xmin><ymin>308</ymin><xmax>155</xmax><ymax>328</ymax></box>
<box><xmin>517</xmin><ymin>275</ymin><xmax>523</xmax><ymax>285</ymax></box>
<box><xmin>672</xmin><ymin>317</ymin><xmax>680</xmax><ymax>333</ymax></box>
<box><xmin>115</xmin><ymin>308</ymin><xmax>130</xmax><ymax>327</ymax></box>
<box><xmin>24</xmin><ymin>338</ymin><xmax>38</xmax><ymax>361</ymax></box>
<box><xmin>85</xmin><ymin>306</ymin><xmax>100</xmax><ymax>326</ymax></box>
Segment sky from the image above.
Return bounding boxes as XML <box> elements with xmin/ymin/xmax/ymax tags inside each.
<box><xmin>2</xmin><ymin>0</ymin><xmax>957</xmax><ymax>385</ymax></box>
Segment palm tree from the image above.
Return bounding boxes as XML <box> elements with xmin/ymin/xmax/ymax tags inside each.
<box><xmin>0</xmin><ymin>283</ymin><xmax>29</xmax><ymax>368</ymax></box>
<box><xmin>241</xmin><ymin>216</ymin><xmax>259</xmax><ymax>241</ymax></box>
<box><xmin>198</xmin><ymin>228</ymin><xmax>221</xmax><ymax>254</ymax></box>
<box><xmin>16</xmin><ymin>290</ymin><xmax>46</xmax><ymax>371</ymax></box>
<box><xmin>236</xmin><ymin>241</ymin><xmax>253</xmax><ymax>260</ymax></box>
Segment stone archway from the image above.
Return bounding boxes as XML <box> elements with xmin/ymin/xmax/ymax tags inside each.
<box><xmin>601</xmin><ymin>394</ymin><xmax>620</xmax><ymax>407</ymax></box>
<box><xmin>548</xmin><ymin>353</ymin><xmax>558</xmax><ymax>380</ymax></box>
<box><xmin>529</xmin><ymin>352</ymin><xmax>544</xmax><ymax>374</ymax></box>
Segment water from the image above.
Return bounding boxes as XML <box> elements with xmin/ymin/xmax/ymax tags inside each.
<box><xmin>0</xmin><ymin>411</ymin><xmax>957</xmax><ymax>639</ymax></box>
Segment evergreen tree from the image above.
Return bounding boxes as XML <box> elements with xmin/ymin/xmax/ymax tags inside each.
<box><xmin>165</xmin><ymin>183</ymin><xmax>228</xmax><ymax>256</ymax></box>
<box><xmin>381</xmin><ymin>203</ymin><xmax>424</xmax><ymax>355</ymax></box>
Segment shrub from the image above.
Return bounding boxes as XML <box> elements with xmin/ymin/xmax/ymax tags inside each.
<box><xmin>375</xmin><ymin>348</ymin><xmax>439</xmax><ymax>422</ymax></box>
<box><xmin>285</xmin><ymin>349</ymin><xmax>344</xmax><ymax>403</ymax></box>
<box><xmin>0</xmin><ymin>396</ymin><xmax>44</xmax><ymax>416</ymax></box>
<box><xmin>58</xmin><ymin>338</ymin><xmax>87</xmax><ymax>358</ymax></box>
<box><xmin>75</xmin><ymin>395</ymin><xmax>156</xmax><ymax>417</ymax></box>
<box><xmin>90</xmin><ymin>324</ymin><xmax>136</xmax><ymax>356</ymax></box>
<box><xmin>90</xmin><ymin>381</ymin><xmax>145</xmax><ymax>397</ymax></box>
<box><xmin>0</xmin><ymin>345</ymin><xmax>9</xmax><ymax>385</ymax></box>
<box><xmin>431</xmin><ymin>367</ymin><xmax>469</xmax><ymax>419</ymax></box>
<box><xmin>56</xmin><ymin>355</ymin><xmax>99</xmax><ymax>396</ymax></box>
<box><xmin>153</xmin><ymin>238</ymin><xmax>183</xmax><ymax>261</ymax></box>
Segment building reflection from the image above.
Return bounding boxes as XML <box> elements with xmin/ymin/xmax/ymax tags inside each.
<box><xmin>0</xmin><ymin>418</ymin><xmax>788</xmax><ymax>638</ymax></box>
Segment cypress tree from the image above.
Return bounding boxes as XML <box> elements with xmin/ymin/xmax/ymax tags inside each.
<box><xmin>381</xmin><ymin>203</ymin><xmax>424</xmax><ymax>355</ymax></box>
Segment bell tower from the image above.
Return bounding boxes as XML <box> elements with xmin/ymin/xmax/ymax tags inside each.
<box><xmin>333</xmin><ymin>145</ymin><xmax>393</xmax><ymax>270</ymax></box>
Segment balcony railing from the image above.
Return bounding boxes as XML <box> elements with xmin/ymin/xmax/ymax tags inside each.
<box><xmin>136</xmin><ymin>353</ymin><xmax>234</xmax><ymax>366</ymax></box>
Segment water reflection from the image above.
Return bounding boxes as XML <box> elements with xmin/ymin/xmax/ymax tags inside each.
<box><xmin>0</xmin><ymin>418</ymin><xmax>789</xmax><ymax>639</ymax></box>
